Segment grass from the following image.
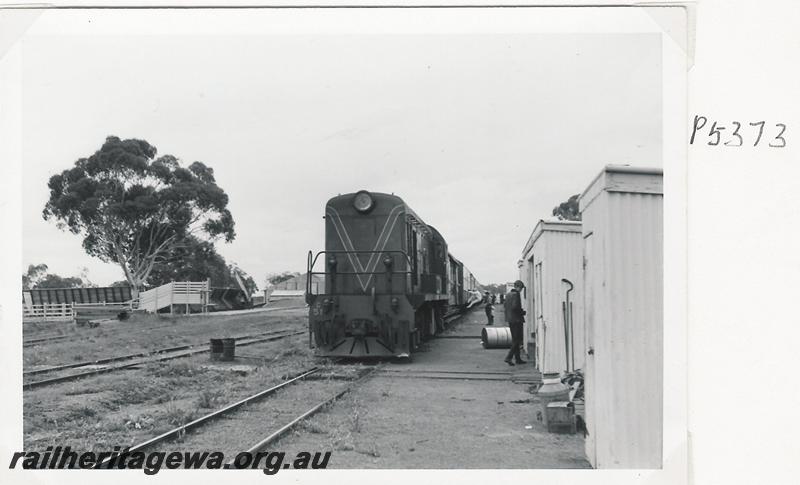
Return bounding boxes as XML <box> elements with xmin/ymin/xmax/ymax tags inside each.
<box><xmin>327</xmin><ymin>427</ymin><xmax>355</xmax><ymax>451</ymax></box>
<box><xmin>22</xmin><ymin>311</ymin><xmax>314</xmax><ymax>453</ymax></box>
<box><xmin>107</xmin><ymin>376</ymin><xmax>172</xmax><ymax>405</ymax></box>
<box><xmin>349</xmin><ymin>397</ymin><xmax>363</xmax><ymax>433</ymax></box>
<box><xmin>124</xmin><ymin>413</ymin><xmax>155</xmax><ymax>430</ymax></box>
<box><xmin>23</xmin><ymin>352</ymin><xmax>49</xmax><ymax>367</ymax></box>
<box><xmin>273</xmin><ymin>339</ymin><xmax>310</xmax><ymax>360</ymax></box>
<box><xmin>163</xmin><ymin>399</ymin><xmax>197</xmax><ymax>428</ymax></box>
<box><xmin>63</xmin><ymin>403</ymin><xmax>98</xmax><ymax>420</ymax></box>
<box><xmin>297</xmin><ymin>420</ymin><xmax>327</xmax><ymax>434</ymax></box>
<box><xmin>355</xmin><ymin>443</ymin><xmax>381</xmax><ymax>458</ymax></box>
<box><xmin>296</xmin><ymin>395</ymin><xmax>366</xmax><ymax>453</ymax></box>
<box><xmin>22</xmin><ymin>305</ymin><xmax>307</xmax><ymax>377</ymax></box>
<box><xmin>196</xmin><ymin>389</ymin><xmax>224</xmax><ymax>409</ymax></box>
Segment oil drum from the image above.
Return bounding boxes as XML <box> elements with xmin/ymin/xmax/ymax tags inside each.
<box><xmin>220</xmin><ymin>338</ymin><xmax>236</xmax><ymax>361</ymax></box>
<box><xmin>209</xmin><ymin>338</ymin><xmax>223</xmax><ymax>360</ymax></box>
<box><xmin>481</xmin><ymin>327</ymin><xmax>513</xmax><ymax>349</ymax></box>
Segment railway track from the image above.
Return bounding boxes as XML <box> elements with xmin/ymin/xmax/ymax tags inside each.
<box><xmin>23</xmin><ymin>334</ymin><xmax>71</xmax><ymax>347</ymax></box>
<box><xmin>22</xmin><ymin>305</ymin><xmax>308</xmax><ymax>348</ymax></box>
<box><xmin>95</xmin><ymin>364</ymin><xmax>375</xmax><ymax>467</ymax></box>
<box><xmin>24</xmin><ymin>328</ymin><xmax>294</xmax><ymax>377</ymax></box>
<box><xmin>234</xmin><ymin>367</ymin><xmax>376</xmax><ymax>458</ymax></box>
<box><xmin>23</xmin><ymin>329</ymin><xmax>305</xmax><ymax>390</ymax></box>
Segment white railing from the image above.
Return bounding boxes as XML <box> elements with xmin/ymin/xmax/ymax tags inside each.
<box><xmin>23</xmin><ymin>303</ymin><xmax>73</xmax><ymax>322</ymax></box>
<box><xmin>23</xmin><ymin>281</ymin><xmax>210</xmax><ymax>320</ymax></box>
<box><xmin>24</xmin><ymin>301</ymin><xmax>139</xmax><ymax>323</ymax></box>
<box><xmin>138</xmin><ymin>281</ymin><xmax>209</xmax><ymax>313</ymax></box>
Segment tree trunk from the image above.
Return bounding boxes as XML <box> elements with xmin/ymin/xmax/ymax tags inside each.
<box><xmin>118</xmin><ymin>261</ymin><xmax>141</xmax><ymax>298</ymax></box>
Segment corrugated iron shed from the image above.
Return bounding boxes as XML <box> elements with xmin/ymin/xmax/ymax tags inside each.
<box><xmin>579</xmin><ymin>165</ymin><xmax>663</xmax><ymax>468</ymax></box>
<box><xmin>519</xmin><ymin>219</ymin><xmax>584</xmax><ymax>374</ymax></box>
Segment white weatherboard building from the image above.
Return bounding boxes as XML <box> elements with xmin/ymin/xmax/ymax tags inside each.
<box><xmin>519</xmin><ymin>220</ymin><xmax>584</xmax><ymax>374</ymax></box>
<box><xmin>580</xmin><ymin>165</ymin><xmax>663</xmax><ymax>468</ymax></box>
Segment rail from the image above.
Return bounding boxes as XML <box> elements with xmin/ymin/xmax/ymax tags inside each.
<box><xmin>96</xmin><ymin>367</ymin><xmax>322</xmax><ymax>466</ymax></box>
<box><xmin>23</xmin><ymin>329</ymin><xmax>304</xmax><ymax>389</ymax></box>
<box><xmin>237</xmin><ymin>367</ymin><xmax>376</xmax><ymax>457</ymax></box>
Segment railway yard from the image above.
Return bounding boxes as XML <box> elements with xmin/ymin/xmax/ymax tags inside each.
<box><xmin>20</xmin><ymin>169</ymin><xmax>665</xmax><ymax>470</ymax></box>
<box><xmin>22</xmin><ymin>301</ymin><xmax>588</xmax><ymax>469</ymax></box>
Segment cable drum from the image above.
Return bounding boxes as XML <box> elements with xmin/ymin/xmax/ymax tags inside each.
<box><xmin>481</xmin><ymin>327</ymin><xmax>513</xmax><ymax>349</ymax></box>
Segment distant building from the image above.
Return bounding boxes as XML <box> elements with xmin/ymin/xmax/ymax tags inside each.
<box><xmin>268</xmin><ymin>273</ymin><xmax>324</xmax><ymax>298</ymax></box>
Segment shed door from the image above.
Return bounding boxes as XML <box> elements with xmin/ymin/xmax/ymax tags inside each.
<box><xmin>583</xmin><ymin>231</ymin><xmax>597</xmax><ymax>467</ymax></box>
<box><xmin>526</xmin><ymin>256</ymin><xmax>536</xmax><ymax>366</ymax></box>
<box><xmin>533</xmin><ymin>262</ymin><xmax>544</xmax><ymax>370</ymax></box>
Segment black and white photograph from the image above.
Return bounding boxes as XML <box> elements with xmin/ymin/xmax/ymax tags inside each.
<box><xmin>23</xmin><ymin>1</ymin><xmax>800</xmax><ymax>483</ymax></box>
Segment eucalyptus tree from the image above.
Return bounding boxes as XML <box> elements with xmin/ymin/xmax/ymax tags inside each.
<box><xmin>552</xmin><ymin>194</ymin><xmax>581</xmax><ymax>221</ymax></box>
<box><xmin>43</xmin><ymin>136</ymin><xmax>235</xmax><ymax>294</ymax></box>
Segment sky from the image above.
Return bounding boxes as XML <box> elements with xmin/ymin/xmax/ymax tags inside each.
<box><xmin>21</xmin><ymin>30</ymin><xmax>662</xmax><ymax>287</ymax></box>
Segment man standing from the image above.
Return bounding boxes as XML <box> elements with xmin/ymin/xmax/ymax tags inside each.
<box><xmin>503</xmin><ymin>280</ymin><xmax>527</xmax><ymax>366</ymax></box>
<box><xmin>484</xmin><ymin>291</ymin><xmax>494</xmax><ymax>325</ymax></box>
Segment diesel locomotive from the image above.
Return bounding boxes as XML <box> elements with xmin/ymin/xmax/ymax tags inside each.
<box><xmin>306</xmin><ymin>190</ymin><xmax>480</xmax><ymax>358</ymax></box>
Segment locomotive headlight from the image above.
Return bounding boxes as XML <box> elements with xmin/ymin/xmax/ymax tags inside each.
<box><xmin>352</xmin><ymin>190</ymin><xmax>374</xmax><ymax>213</ymax></box>
<box><xmin>383</xmin><ymin>255</ymin><xmax>393</xmax><ymax>267</ymax></box>
<box><xmin>390</xmin><ymin>297</ymin><xmax>400</xmax><ymax>313</ymax></box>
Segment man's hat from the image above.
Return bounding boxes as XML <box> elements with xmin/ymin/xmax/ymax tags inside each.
<box><xmin>514</xmin><ymin>280</ymin><xmax>525</xmax><ymax>288</ymax></box>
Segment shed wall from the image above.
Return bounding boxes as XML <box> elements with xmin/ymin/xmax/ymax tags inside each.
<box><xmin>541</xmin><ymin>230</ymin><xmax>584</xmax><ymax>374</ymax></box>
<box><xmin>519</xmin><ymin>222</ymin><xmax>583</xmax><ymax>373</ymax></box>
<box><xmin>582</xmin><ymin>176</ymin><xmax>663</xmax><ymax>468</ymax></box>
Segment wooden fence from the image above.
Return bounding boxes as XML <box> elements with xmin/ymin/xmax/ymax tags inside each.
<box><xmin>23</xmin><ymin>301</ymin><xmax>139</xmax><ymax>323</ymax></box>
<box><xmin>23</xmin><ymin>281</ymin><xmax>211</xmax><ymax>322</ymax></box>
<box><xmin>138</xmin><ymin>281</ymin><xmax>209</xmax><ymax>314</ymax></box>
<box><xmin>23</xmin><ymin>303</ymin><xmax>74</xmax><ymax>322</ymax></box>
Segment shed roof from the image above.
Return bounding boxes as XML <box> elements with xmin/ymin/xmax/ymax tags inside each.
<box><xmin>521</xmin><ymin>218</ymin><xmax>582</xmax><ymax>258</ymax></box>
<box><xmin>579</xmin><ymin>164</ymin><xmax>663</xmax><ymax>211</ymax></box>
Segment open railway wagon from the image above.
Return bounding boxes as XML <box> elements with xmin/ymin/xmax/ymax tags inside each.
<box><xmin>306</xmin><ymin>190</ymin><xmax>478</xmax><ymax>359</ymax></box>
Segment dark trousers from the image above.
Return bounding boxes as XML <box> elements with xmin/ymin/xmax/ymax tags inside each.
<box><xmin>505</xmin><ymin>322</ymin><xmax>524</xmax><ymax>362</ymax></box>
